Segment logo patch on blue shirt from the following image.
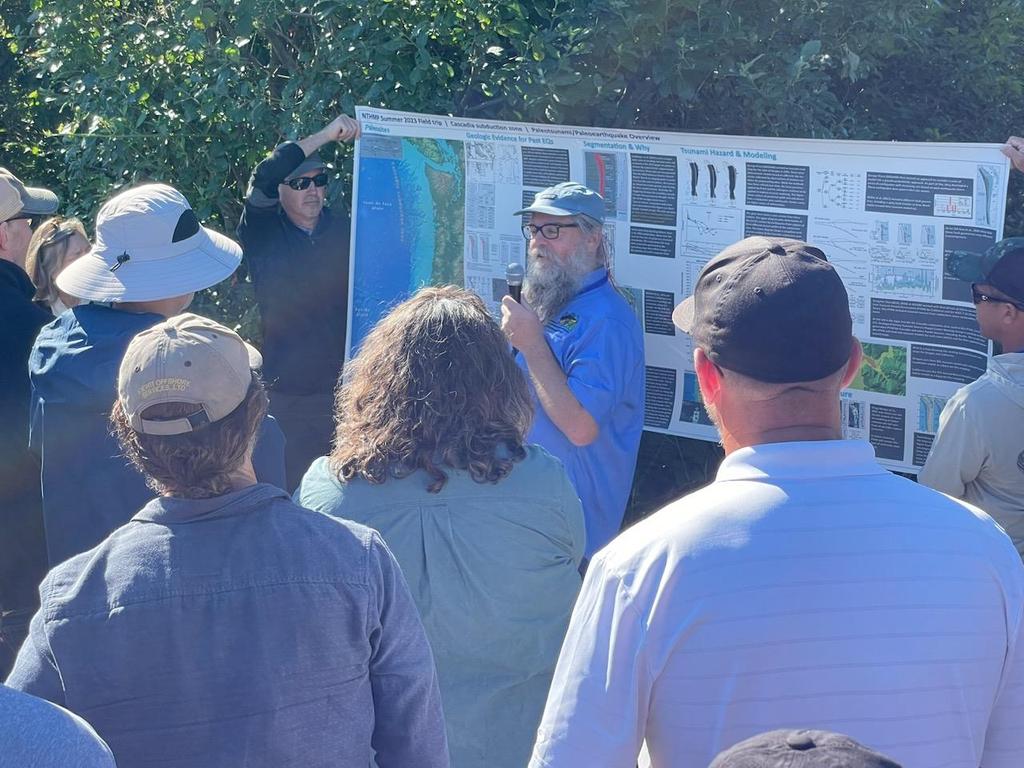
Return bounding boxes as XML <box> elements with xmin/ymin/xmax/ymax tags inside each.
<box><xmin>558</xmin><ymin>313</ymin><xmax>578</xmax><ymax>330</ymax></box>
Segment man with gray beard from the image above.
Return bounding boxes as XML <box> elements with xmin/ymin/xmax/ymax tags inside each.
<box><xmin>502</xmin><ymin>182</ymin><xmax>645</xmax><ymax>560</ymax></box>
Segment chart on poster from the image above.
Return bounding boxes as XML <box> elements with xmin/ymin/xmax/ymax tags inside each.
<box><xmin>349</xmin><ymin>106</ymin><xmax>1010</xmax><ymax>474</ymax></box>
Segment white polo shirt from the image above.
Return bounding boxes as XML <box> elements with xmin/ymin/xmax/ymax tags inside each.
<box><xmin>531</xmin><ymin>440</ymin><xmax>1024</xmax><ymax>768</ymax></box>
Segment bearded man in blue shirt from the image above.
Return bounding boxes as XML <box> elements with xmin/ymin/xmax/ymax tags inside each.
<box><xmin>501</xmin><ymin>182</ymin><xmax>645</xmax><ymax>559</ymax></box>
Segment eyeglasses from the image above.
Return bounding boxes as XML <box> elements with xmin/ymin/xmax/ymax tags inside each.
<box><xmin>972</xmin><ymin>285</ymin><xmax>1024</xmax><ymax>311</ymax></box>
<box><xmin>286</xmin><ymin>173</ymin><xmax>329</xmax><ymax>190</ymax></box>
<box><xmin>521</xmin><ymin>222</ymin><xmax>579</xmax><ymax>241</ymax></box>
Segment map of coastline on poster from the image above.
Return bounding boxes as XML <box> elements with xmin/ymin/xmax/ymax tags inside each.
<box><xmin>349</xmin><ymin>106</ymin><xmax>1011</xmax><ymax>475</ymax></box>
<box><xmin>351</xmin><ymin>135</ymin><xmax>466</xmax><ymax>346</ymax></box>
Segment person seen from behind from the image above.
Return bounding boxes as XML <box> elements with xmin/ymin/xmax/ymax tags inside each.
<box><xmin>295</xmin><ymin>285</ymin><xmax>585</xmax><ymax>768</ymax></box>
<box><xmin>530</xmin><ymin>237</ymin><xmax>1024</xmax><ymax>767</ymax></box>
<box><xmin>708</xmin><ymin>729</ymin><xmax>902</xmax><ymax>768</ymax></box>
<box><xmin>8</xmin><ymin>313</ymin><xmax>448</xmax><ymax>768</ymax></box>
<box><xmin>28</xmin><ymin>183</ymin><xmax>286</xmax><ymax>569</ymax></box>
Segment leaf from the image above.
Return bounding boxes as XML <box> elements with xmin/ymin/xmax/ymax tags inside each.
<box><xmin>800</xmin><ymin>39</ymin><xmax>821</xmax><ymax>59</ymax></box>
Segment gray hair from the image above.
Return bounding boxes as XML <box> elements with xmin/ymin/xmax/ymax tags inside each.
<box><xmin>573</xmin><ymin>214</ymin><xmax>609</xmax><ymax>266</ymax></box>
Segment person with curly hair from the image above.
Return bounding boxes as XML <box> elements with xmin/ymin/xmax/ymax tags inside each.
<box><xmin>295</xmin><ymin>285</ymin><xmax>585</xmax><ymax>768</ymax></box>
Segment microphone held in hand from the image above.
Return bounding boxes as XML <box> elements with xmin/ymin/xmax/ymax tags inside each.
<box><xmin>506</xmin><ymin>262</ymin><xmax>524</xmax><ymax>303</ymax></box>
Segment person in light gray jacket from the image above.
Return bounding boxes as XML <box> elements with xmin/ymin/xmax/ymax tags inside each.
<box><xmin>920</xmin><ymin>239</ymin><xmax>1024</xmax><ymax>556</ymax></box>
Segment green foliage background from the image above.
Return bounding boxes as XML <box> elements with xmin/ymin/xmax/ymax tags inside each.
<box><xmin>3</xmin><ymin>0</ymin><xmax>1023</xmax><ymax>517</ymax></box>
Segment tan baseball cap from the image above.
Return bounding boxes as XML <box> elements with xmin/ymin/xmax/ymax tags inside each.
<box><xmin>0</xmin><ymin>176</ymin><xmax>24</xmax><ymax>221</ymax></box>
<box><xmin>118</xmin><ymin>313</ymin><xmax>263</xmax><ymax>436</ymax></box>
<box><xmin>0</xmin><ymin>167</ymin><xmax>59</xmax><ymax>216</ymax></box>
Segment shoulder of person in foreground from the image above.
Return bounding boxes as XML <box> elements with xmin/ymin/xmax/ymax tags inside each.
<box><xmin>293</xmin><ymin>454</ymin><xmax>346</xmax><ymax>512</ymax></box>
<box><xmin>297</xmin><ymin>447</ymin><xmax>584</xmax><ymax>538</ymax></box>
<box><xmin>246</xmin><ymin>489</ymin><xmax>388</xmax><ymax>577</ymax></box>
<box><xmin>0</xmin><ymin>685</ymin><xmax>115</xmax><ymax>767</ymax></box>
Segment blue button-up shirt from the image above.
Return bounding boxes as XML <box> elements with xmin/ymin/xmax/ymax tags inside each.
<box><xmin>517</xmin><ymin>268</ymin><xmax>645</xmax><ymax>557</ymax></box>
<box><xmin>7</xmin><ymin>484</ymin><xmax>449</xmax><ymax>768</ymax></box>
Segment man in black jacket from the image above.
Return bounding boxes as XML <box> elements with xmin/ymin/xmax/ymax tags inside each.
<box><xmin>0</xmin><ymin>169</ymin><xmax>58</xmax><ymax>676</ymax></box>
<box><xmin>238</xmin><ymin>114</ymin><xmax>361</xmax><ymax>490</ymax></box>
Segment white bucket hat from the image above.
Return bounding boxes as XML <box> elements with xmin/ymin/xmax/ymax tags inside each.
<box><xmin>57</xmin><ymin>183</ymin><xmax>241</xmax><ymax>302</ymax></box>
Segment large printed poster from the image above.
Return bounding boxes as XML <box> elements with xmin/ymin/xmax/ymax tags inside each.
<box><xmin>349</xmin><ymin>106</ymin><xmax>1010</xmax><ymax>474</ymax></box>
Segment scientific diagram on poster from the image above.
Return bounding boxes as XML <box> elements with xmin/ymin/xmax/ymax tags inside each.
<box><xmin>349</xmin><ymin>106</ymin><xmax>1010</xmax><ymax>474</ymax></box>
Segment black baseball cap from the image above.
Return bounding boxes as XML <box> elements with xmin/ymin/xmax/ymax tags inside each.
<box><xmin>672</xmin><ymin>237</ymin><xmax>853</xmax><ymax>383</ymax></box>
<box><xmin>947</xmin><ymin>237</ymin><xmax>1024</xmax><ymax>305</ymax></box>
<box><xmin>709</xmin><ymin>730</ymin><xmax>903</xmax><ymax>768</ymax></box>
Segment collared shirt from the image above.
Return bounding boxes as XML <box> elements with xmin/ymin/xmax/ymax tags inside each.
<box><xmin>920</xmin><ymin>351</ymin><xmax>1024</xmax><ymax>555</ymax></box>
<box><xmin>7</xmin><ymin>484</ymin><xmax>448</xmax><ymax>768</ymax></box>
<box><xmin>531</xmin><ymin>440</ymin><xmax>1024</xmax><ymax>768</ymax></box>
<box><xmin>517</xmin><ymin>268</ymin><xmax>645</xmax><ymax>557</ymax></box>
<box><xmin>295</xmin><ymin>445</ymin><xmax>585</xmax><ymax>768</ymax></box>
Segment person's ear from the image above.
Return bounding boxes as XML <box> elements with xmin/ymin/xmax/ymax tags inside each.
<box><xmin>694</xmin><ymin>348</ymin><xmax>723</xmax><ymax>406</ymax></box>
<box><xmin>0</xmin><ymin>220</ymin><xmax>9</xmax><ymax>251</ymax></box>
<box><xmin>840</xmin><ymin>337</ymin><xmax>863</xmax><ymax>389</ymax></box>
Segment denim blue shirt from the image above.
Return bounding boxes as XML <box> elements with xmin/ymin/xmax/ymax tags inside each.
<box><xmin>517</xmin><ymin>269</ymin><xmax>645</xmax><ymax>557</ymax></box>
<box><xmin>0</xmin><ymin>685</ymin><xmax>115</xmax><ymax>767</ymax></box>
<box><xmin>7</xmin><ymin>484</ymin><xmax>448</xmax><ymax>768</ymax></box>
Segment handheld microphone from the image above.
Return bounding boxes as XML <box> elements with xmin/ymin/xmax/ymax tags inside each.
<box><xmin>506</xmin><ymin>262</ymin><xmax>524</xmax><ymax>303</ymax></box>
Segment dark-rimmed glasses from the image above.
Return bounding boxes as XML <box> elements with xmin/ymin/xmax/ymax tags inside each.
<box><xmin>286</xmin><ymin>173</ymin><xmax>329</xmax><ymax>191</ymax></box>
<box><xmin>522</xmin><ymin>222</ymin><xmax>579</xmax><ymax>241</ymax></box>
<box><xmin>972</xmin><ymin>285</ymin><xmax>1024</xmax><ymax>311</ymax></box>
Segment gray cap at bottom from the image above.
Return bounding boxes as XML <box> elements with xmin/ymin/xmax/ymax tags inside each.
<box><xmin>709</xmin><ymin>730</ymin><xmax>903</xmax><ymax>768</ymax></box>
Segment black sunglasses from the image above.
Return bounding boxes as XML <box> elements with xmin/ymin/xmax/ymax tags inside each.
<box><xmin>972</xmin><ymin>285</ymin><xmax>1024</xmax><ymax>311</ymax></box>
<box><xmin>286</xmin><ymin>173</ymin><xmax>329</xmax><ymax>191</ymax></box>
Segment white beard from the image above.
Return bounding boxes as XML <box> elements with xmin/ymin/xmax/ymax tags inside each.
<box><xmin>523</xmin><ymin>243</ymin><xmax>596</xmax><ymax>325</ymax></box>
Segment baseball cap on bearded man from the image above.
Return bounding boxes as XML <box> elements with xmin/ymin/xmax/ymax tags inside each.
<box><xmin>515</xmin><ymin>181</ymin><xmax>606</xmax><ymax>223</ymax></box>
<box><xmin>57</xmin><ymin>183</ymin><xmax>241</xmax><ymax>303</ymax></box>
<box><xmin>673</xmin><ymin>236</ymin><xmax>854</xmax><ymax>383</ymax></box>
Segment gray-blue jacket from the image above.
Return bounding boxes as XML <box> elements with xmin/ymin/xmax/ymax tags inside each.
<box><xmin>7</xmin><ymin>483</ymin><xmax>449</xmax><ymax>768</ymax></box>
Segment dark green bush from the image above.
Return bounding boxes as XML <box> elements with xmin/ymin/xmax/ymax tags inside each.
<box><xmin>5</xmin><ymin>0</ymin><xmax>1023</xmax><ymax>516</ymax></box>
